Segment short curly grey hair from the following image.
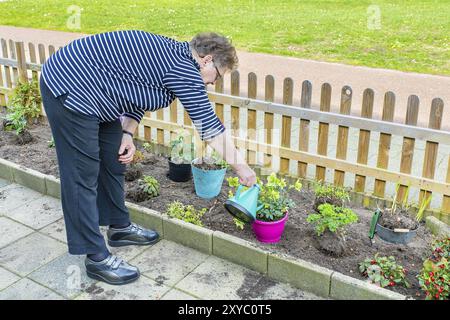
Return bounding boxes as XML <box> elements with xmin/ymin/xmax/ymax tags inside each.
<box><xmin>190</xmin><ymin>32</ymin><xmax>238</xmax><ymax>71</ymax></box>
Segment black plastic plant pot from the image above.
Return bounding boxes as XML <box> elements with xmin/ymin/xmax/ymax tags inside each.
<box><xmin>168</xmin><ymin>159</ymin><xmax>192</xmax><ymax>182</ymax></box>
<box><xmin>375</xmin><ymin>222</ymin><xmax>418</xmax><ymax>245</ymax></box>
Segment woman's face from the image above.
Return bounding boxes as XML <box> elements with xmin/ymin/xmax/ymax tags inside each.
<box><xmin>198</xmin><ymin>55</ymin><xmax>226</xmax><ymax>86</ymax></box>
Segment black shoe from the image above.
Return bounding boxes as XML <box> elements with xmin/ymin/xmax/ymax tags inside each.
<box><xmin>107</xmin><ymin>223</ymin><xmax>159</xmax><ymax>247</ymax></box>
<box><xmin>85</xmin><ymin>254</ymin><xmax>140</xmax><ymax>285</ymax></box>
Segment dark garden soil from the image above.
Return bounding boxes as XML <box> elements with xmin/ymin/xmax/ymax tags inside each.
<box><xmin>0</xmin><ymin>119</ymin><xmax>438</xmax><ymax>299</ymax></box>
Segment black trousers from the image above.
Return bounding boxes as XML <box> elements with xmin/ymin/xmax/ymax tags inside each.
<box><xmin>40</xmin><ymin>76</ymin><xmax>130</xmax><ymax>255</ymax></box>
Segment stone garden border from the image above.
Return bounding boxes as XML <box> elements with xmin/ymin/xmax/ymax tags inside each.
<box><xmin>0</xmin><ymin>157</ymin><xmax>410</xmax><ymax>300</ymax></box>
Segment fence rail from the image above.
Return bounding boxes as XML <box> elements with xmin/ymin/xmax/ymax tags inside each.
<box><xmin>1</xmin><ymin>39</ymin><xmax>449</xmax><ymax>224</ymax></box>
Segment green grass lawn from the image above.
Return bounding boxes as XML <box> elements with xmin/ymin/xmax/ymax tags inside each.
<box><xmin>1</xmin><ymin>0</ymin><xmax>449</xmax><ymax>75</ymax></box>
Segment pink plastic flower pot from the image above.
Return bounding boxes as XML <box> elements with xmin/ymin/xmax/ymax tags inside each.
<box><xmin>251</xmin><ymin>212</ymin><xmax>288</xmax><ymax>243</ymax></box>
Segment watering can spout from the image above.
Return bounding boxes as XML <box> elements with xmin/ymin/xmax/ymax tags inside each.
<box><xmin>224</xmin><ymin>183</ymin><xmax>261</xmax><ymax>223</ymax></box>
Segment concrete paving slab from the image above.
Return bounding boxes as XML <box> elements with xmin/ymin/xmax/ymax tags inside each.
<box><xmin>175</xmin><ymin>255</ymin><xmax>317</xmax><ymax>300</ymax></box>
<box><xmin>28</xmin><ymin>253</ymin><xmax>96</xmax><ymax>299</ymax></box>
<box><xmin>130</xmin><ymin>239</ymin><xmax>209</xmax><ymax>287</ymax></box>
<box><xmin>75</xmin><ymin>275</ymin><xmax>171</xmax><ymax>300</ymax></box>
<box><xmin>160</xmin><ymin>288</ymin><xmax>199</xmax><ymax>300</ymax></box>
<box><xmin>0</xmin><ymin>266</ymin><xmax>20</xmax><ymax>291</ymax></box>
<box><xmin>0</xmin><ymin>217</ymin><xmax>34</xmax><ymax>249</ymax></box>
<box><xmin>0</xmin><ymin>178</ymin><xmax>10</xmax><ymax>189</ymax></box>
<box><xmin>247</xmin><ymin>276</ymin><xmax>323</xmax><ymax>300</ymax></box>
<box><xmin>39</xmin><ymin>218</ymin><xmax>67</xmax><ymax>243</ymax></box>
<box><xmin>0</xmin><ymin>184</ymin><xmax>43</xmax><ymax>214</ymax></box>
<box><xmin>0</xmin><ymin>232</ymin><xmax>66</xmax><ymax>276</ymax></box>
<box><xmin>4</xmin><ymin>195</ymin><xmax>63</xmax><ymax>229</ymax></box>
<box><xmin>0</xmin><ymin>278</ymin><xmax>64</xmax><ymax>300</ymax></box>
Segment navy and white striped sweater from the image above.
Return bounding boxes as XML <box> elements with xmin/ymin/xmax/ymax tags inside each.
<box><xmin>41</xmin><ymin>30</ymin><xmax>225</xmax><ymax>140</ymax></box>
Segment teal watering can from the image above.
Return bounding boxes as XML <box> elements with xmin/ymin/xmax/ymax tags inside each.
<box><xmin>224</xmin><ymin>184</ymin><xmax>263</xmax><ymax>223</ymax></box>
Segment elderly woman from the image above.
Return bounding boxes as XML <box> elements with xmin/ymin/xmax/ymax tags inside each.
<box><xmin>40</xmin><ymin>31</ymin><xmax>256</xmax><ymax>285</ymax></box>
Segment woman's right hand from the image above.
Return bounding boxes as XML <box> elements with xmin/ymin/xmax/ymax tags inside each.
<box><xmin>235</xmin><ymin>164</ymin><xmax>257</xmax><ymax>187</ymax></box>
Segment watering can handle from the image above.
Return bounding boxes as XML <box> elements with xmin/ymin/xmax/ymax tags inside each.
<box><xmin>235</xmin><ymin>185</ymin><xmax>244</xmax><ymax>198</ymax></box>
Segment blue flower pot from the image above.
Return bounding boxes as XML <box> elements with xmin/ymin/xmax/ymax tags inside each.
<box><xmin>191</xmin><ymin>158</ymin><xmax>227</xmax><ymax>199</ymax></box>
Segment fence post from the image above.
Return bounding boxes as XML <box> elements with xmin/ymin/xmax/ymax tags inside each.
<box><xmin>397</xmin><ymin>95</ymin><xmax>419</xmax><ymax>203</ymax></box>
<box><xmin>354</xmin><ymin>88</ymin><xmax>374</xmax><ymax>192</ymax></box>
<box><xmin>247</xmin><ymin>72</ymin><xmax>257</xmax><ymax>166</ymax></box>
<box><xmin>28</xmin><ymin>43</ymin><xmax>38</xmax><ymax>81</ymax></box>
<box><xmin>419</xmin><ymin>98</ymin><xmax>443</xmax><ymax>218</ymax></box>
<box><xmin>442</xmin><ymin>157</ymin><xmax>450</xmax><ymax>224</ymax></box>
<box><xmin>334</xmin><ymin>85</ymin><xmax>353</xmax><ymax>186</ymax></box>
<box><xmin>230</xmin><ymin>70</ymin><xmax>240</xmax><ymax>163</ymax></box>
<box><xmin>298</xmin><ymin>80</ymin><xmax>312</xmax><ymax>178</ymax></box>
<box><xmin>263</xmin><ymin>75</ymin><xmax>274</xmax><ymax>171</ymax></box>
<box><xmin>9</xmin><ymin>40</ymin><xmax>18</xmax><ymax>84</ymax></box>
<box><xmin>280</xmin><ymin>77</ymin><xmax>293</xmax><ymax>175</ymax></box>
<box><xmin>316</xmin><ymin>83</ymin><xmax>331</xmax><ymax>182</ymax></box>
<box><xmin>373</xmin><ymin>91</ymin><xmax>396</xmax><ymax>197</ymax></box>
<box><xmin>1</xmin><ymin>39</ymin><xmax>13</xmax><ymax>98</ymax></box>
<box><xmin>15</xmin><ymin>42</ymin><xmax>27</xmax><ymax>83</ymax></box>
<box><xmin>215</xmin><ymin>77</ymin><xmax>224</xmax><ymax>122</ymax></box>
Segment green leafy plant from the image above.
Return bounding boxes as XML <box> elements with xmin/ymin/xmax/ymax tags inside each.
<box><xmin>429</xmin><ymin>237</ymin><xmax>450</xmax><ymax>260</ymax></box>
<box><xmin>3</xmin><ymin>79</ymin><xmax>41</xmax><ymax>135</ymax></box>
<box><xmin>131</xmin><ymin>149</ymin><xmax>145</xmax><ymax>165</ymax></box>
<box><xmin>417</xmin><ymin>237</ymin><xmax>450</xmax><ymax>300</ymax></box>
<box><xmin>169</xmin><ymin>129</ymin><xmax>195</xmax><ymax>164</ymax></box>
<box><xmin>227</xmin><ymin>176</ymin><xmax>245</xmax><ymax>198</ymax></box>
<box><xmin>256</xmin><ymin>173</ymin><xmax>301</xmax><ymax>222</ymax></box>
<box><xmin>227</xmin><ymin>173</ymin><xmax>302</xmax><ymax>223</ymax></box>
<box><xmin>307</xmin><ymin>203</ymin><xmax>358</xmax><ymax>236</ymax></box>
<box><xmin>359</xmin><ymin>254</ymin><xmax>410</xmax><ymax>288</ymax></box>
<box><xmin>48</xmin><ymin>137</ymin><xmax>55</xmax><ymax>148</ymax></box>
<box><xmin>209</xmin><ymin>150</ymin><xmax>229</xmax><ymax>169</ymax></box>
<box><xmin>166</xmin><ymin>201</ymin><xmax>206</xmax><ymax>227</ymax></box>
<box><xmin>313</xmin><ymin>181</ymin><xmax>350</xmax><ymax>210</ymax></box>
<box><xmin>233</xmin><ymin>218</ymin><xmax>245</xmax><ymax>230</ymax></box>
<box><xmin>142</xmin><ymin>142</ymin><xmax>153</xmax><ymax>153</ymax></box>
<box><xmin>138</xmin><ymin>175</ymin><xmax>160</xmax><ymax>198</ymax></box>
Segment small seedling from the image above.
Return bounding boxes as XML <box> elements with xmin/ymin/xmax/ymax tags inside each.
<box><xmin>169</xmin><ymin>129</ymin><xmax>195</xmax><ymax>164</ymax></box>
<box><xmin>138</xmin><ymin>175</ymin><xmax>160</xmax><ymax>198</ymax></box>
<box><xmin>131</xmin><ymin>149</ymin><xmax>145</xmax><ymax>165</ymax></box>
<box><xmin>48</xmin><ymin>137</ymin><xmax>55</xmax><ymax>148</ymax></box>
<box><xmin>142</xmin><ymin>142</ymin><xmax>153</xmax><ymax>153</ymax></box>
<box><xmin>233</xmin><ymin>218</ymin><xmax>245</xmax><ymax>230</ymax></box>
<box><xmin>166</xmin><ymin>201</ymin><xmax>206</xmax><ymax>226</ymax></box>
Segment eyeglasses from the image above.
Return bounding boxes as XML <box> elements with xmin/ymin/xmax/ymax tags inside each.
<box><xmin>213</xmin><ymin>61</ymin><xmax>222</xmax><ymax>82</ymax></box>
<box><xmin>214</xmin><ymin>65</ymin><xmax>222</xmax><ymax>82</ymax></box>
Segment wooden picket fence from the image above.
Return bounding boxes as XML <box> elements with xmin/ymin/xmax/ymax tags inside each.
<box><xmin>1</xmin><ymin>40</ymin><xmax>450</xmax><ymax>224</ymax></box>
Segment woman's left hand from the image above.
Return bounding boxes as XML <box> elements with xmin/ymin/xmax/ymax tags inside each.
<box><xmin>118</xmin><ymin>134</ymin><xmax>136</xmax><ymax>164</ymax></box>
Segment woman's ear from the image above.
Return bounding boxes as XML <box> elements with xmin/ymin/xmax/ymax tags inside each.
<box><xmin>202</xmin><ymin>54</ymin><xmax>213</xmax><ymax>65</ymax></box>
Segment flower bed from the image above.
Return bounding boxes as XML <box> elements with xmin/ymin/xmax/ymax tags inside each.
<box><xmin>0</xmin><ymin>117</ymin><xmax>445</xmax><ymax>299</ymax></box>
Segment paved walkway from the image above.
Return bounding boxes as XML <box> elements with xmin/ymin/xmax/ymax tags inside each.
<box><xmin>1</xmin><ymin>25</ymin><xmax>450</xmax><ymax>130</ymax></box>
<box><xmin>0</xmin><ymin>178</ymin><xmax>321</xmax><ymax>300</ymax></box>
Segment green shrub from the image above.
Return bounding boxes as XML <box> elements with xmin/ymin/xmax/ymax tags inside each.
<box><xmin>359</xmin><ymin>254</ymin><xmax>410</xmax><ymax>288</ymax></box>
<box><xmin>313</xmin><ymin>182</ymin><xmax>350</xmax><ymax>210</ymax></box>
<box><xmin>307</xmin><ymin>203</ymin><xmax>358</xmax><ymax>236</ymax></box>
<box><xmin>4</xmin><ymin>79</ymin><xmax>41</xmax><ymax>135</ymax></box>
<box><xmin>166</xmin><ymin>201</ymin><xmax>206</xmax><ymax>226</ymax></box>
